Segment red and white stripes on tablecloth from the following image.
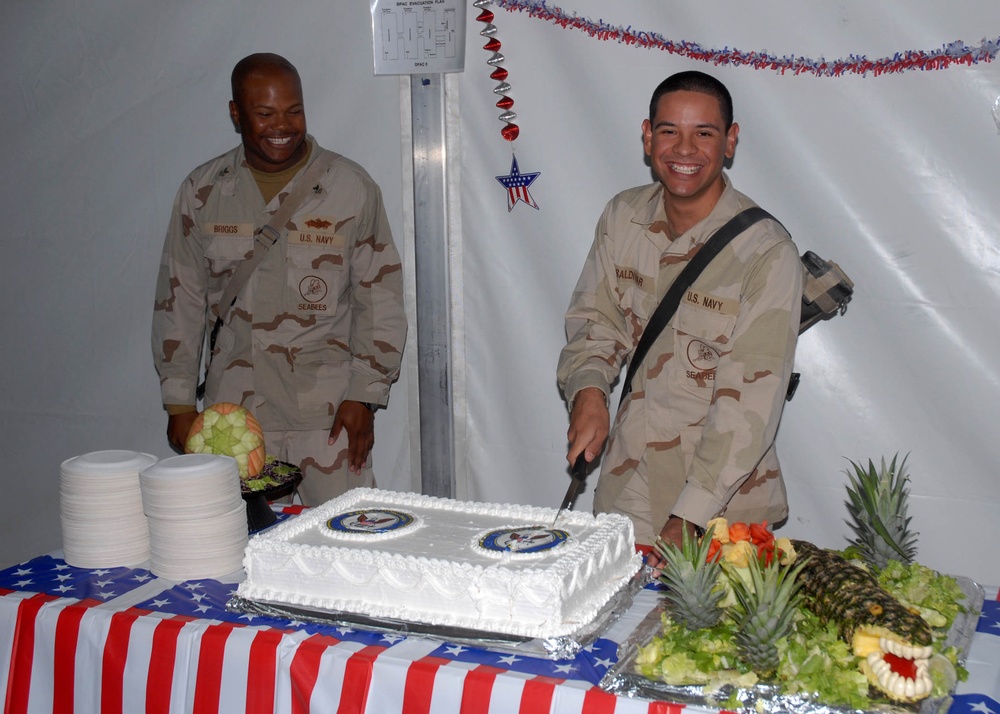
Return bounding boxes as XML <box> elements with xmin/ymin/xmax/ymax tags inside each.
<box><xmin>0</xmin><ymin>589</ymin><xmax>689</xmax><ymax>714</ymax></box>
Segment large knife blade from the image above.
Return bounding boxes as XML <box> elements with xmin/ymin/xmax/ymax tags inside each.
<box><xmin>552</xmin><ymin>453</ymin><xmax>589</xmax><ymax>526</ymax></box>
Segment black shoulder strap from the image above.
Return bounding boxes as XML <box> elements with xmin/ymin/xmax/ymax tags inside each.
<box><xmin>618</xmin><ymin>206</ymin><xmax>774</xmax><ymax>408</ymax></box>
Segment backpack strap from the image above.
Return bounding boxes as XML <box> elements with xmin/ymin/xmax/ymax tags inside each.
<box><xmin>618</xmin><ymin>206</ymin><xmax>774</xmax><ymax>408</ymax></box>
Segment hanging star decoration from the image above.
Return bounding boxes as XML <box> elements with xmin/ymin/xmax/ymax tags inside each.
<box><xmin>476</xmin><ymin>0</ymin><xmax>541</xmax><ymax>212</ymax></box>
<box><xmin>496</xmin><ymin>155</ymin><xmax>540</xmax><ymax>211</ymax></box>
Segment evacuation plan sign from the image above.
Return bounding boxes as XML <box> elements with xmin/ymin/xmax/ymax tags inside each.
<box><xmin>371</xmin><ymin>0</ymin><xmax>466</xmax><ymax>75</ymax></box>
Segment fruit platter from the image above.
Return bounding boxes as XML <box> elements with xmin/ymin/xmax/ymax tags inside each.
<box><xmin>183</xmin><ymin>402</ymin><xmax>302</xmax><ymax>531</ymax></box>
<box><xmin>601</xmin><ymin>455</ymin><xmax>984</xmax><ymax>713</ymax></box>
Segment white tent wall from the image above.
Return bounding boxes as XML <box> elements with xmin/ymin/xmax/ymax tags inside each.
<box><xmin>0</xmin><ymin>1</ymin><xmax>417</xmax><ymax>567</ymax></box>
<box><xmin>456</xmin><ymin>1</ymin><xmax>1000</xmax><ymax>587</ymax></box>
<box><xmin>1</xmin><ymin>1</ymin><xmax>998</xmax><ymax>588</ymax></box>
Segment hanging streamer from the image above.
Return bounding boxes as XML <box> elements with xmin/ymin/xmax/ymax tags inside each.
<box><xmin>494</xmin><ymin>0</ymin><xmax>1000</xmax><ymax>77</ymax></box>
<box><xmin>475</xmin><ymin>0</ymin><xmax>520</xmax><ymax>141</ymax></box>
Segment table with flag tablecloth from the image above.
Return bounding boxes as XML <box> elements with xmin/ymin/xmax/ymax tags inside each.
<box><xmin>1</xmin><ymin>505</ymin><xmax>998</xmax><ymax>714</ymax></box>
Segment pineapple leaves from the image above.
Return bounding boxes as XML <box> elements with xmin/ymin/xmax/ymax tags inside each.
<box><xmin>844</xmin><ymin>453</ymin><xmax>918</xmax><ymax>567</ymax></box>
<box><xmin>724</xmin><ymin>550</ymin><xmax>808</xmax><ymax>677</ymax></box>
<box><xmin>654</xmin><ymin>524</ymin><xmax>727</xmax><ymax>631</ymax></box>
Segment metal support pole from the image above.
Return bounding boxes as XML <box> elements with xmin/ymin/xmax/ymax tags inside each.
<box><xmin>410</xmin><ymin>74</ymin><xmax>455</xmax><ymax>498</ymax></box>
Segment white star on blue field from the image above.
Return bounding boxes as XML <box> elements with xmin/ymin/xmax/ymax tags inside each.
<box><xmin>495</xmin><ymin>155</ymin><xmax>540</xmax><ymax>211</ymax></box>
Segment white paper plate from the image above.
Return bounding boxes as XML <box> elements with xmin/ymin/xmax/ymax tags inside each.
<box><xmin>61</xmin><ymin>450</ymin><xmax>157</xmax><ymax>477</ymax></box>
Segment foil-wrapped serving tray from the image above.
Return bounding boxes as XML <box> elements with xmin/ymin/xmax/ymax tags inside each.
<box><xmin>599</xmin><ymin>575</ymin><xmax>984</xmax><ymax>714</ymax></box>
<box><xmin>228</xmin><ymin>567</ymin><xmax>648</xmax><ymax>660</ymax></box>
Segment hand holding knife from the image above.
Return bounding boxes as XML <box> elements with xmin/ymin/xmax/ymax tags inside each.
<box><xmin>552</xmin><ymin>452</ymin><xmax>589</xmax><ymax>526</ymax></box>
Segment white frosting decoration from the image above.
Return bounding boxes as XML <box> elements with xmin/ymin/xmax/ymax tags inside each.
<box><xmin>238</xmin><ymin>487</ymin><xmax>641</xmax><ymax>639</ymax></box>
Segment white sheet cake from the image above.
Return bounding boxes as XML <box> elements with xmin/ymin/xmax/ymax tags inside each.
<box><xmin>237</xmin><ymin>487</ymin><xmax>642</xmax><ymax>638</ymax></box>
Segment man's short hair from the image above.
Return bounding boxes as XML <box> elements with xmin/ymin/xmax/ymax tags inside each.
<box><xmin>648</xmin><ymin>71</ymin><xmax>734</xmax><ymax>129</ymax></box>
<box><xmin>231</xmin><ymin>53</ymin><xmax>300</xmax><ymax>105</ymax></box>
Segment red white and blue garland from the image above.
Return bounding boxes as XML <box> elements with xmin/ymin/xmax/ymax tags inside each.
<box><xmin>480</xmin><ymin>1</ymin><xmax>1000</xmax><ymax>211</ymax></box>
<box><xmin>494</xmin><ymin>0</ymin><xmax>1000</xmax><ymax>77</ymax></box>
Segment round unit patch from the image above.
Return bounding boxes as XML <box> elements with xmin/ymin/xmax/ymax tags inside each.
<box><xmin>686</xmin><ymin>339</ymin><xmax>720</xmax><ymax>371</ymax></box>
<box><xmin>299</xmin><ymin>275</ymin><xmax>329</xmax><ymax>303</ymax></box>
<box><xmin>323</xmin><ymin>509</ymin><xmax>418</xmax><ymax>541</ymax></box>
<box><xmin>474</xmin><ymin>526</ymin><xmax>570</xmax><ymax>558</ymax></box>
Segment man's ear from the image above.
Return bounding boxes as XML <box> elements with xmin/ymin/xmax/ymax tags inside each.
<box><xmin>228</xmin><ymin>100</ymin><xmax>241</xmax><ymax>133</ymax></box>
<box><xmin>725</xmin><ymin>122</ymin><xmax>739</xmax><ymax>159</ymax></box>
<box><xmin>641</xmin><ymin>118</ymin><xmax>652</xmax><ymax>155</ymax></box>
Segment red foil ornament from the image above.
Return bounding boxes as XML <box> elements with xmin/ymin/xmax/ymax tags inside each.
<box><xmin>475</xmin><ymin>0</ymin><xmax>519</xmax><ymax>142</ymax></box>
<box><xmin>501</xmin><ymin>124</ymin><xmax>520</xmax><ymax>141</ymax></box>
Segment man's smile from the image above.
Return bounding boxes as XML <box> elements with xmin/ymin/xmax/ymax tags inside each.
<box><xmin>668</xmin><ymin>163</ymin><xmax>701</xmax><ymax>175</ymax></box>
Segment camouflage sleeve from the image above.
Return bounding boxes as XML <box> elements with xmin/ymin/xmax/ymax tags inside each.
<box><xmin>342</xmin><ymin>177</ymin><xmax>407</xmax><ymax>406</ymax></box>
<box><xmin>556</xmin><ymin>201</ymin><xmax>632</xmax><ymax>407</ymax></box>
<box><xmin>151</xmin><ymin>176</ymin><xmax>209</xmax><ymax>408</ymax></box>
<box><xmin>671</xmin><ymin>237</ymin><xmax>803</xmax><ymax>525</ymax></box>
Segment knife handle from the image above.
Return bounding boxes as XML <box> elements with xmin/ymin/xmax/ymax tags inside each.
<box><xmin>571</xmin><ymin>452</ymin><xmax>588</xmax><ymax>479</ymax></box>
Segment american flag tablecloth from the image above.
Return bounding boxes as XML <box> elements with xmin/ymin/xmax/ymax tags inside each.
<box><xmin>1</xmin><ymin>508</ymin><xmax>998</xmax><ymax>714</ymax></box>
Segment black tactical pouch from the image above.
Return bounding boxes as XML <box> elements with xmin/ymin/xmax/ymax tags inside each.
<box><xmin>799</xmin><ymin>251</ymin><xmax>854</xmax><ymax>334</ymax></box>
<box><xmin>786</xmin><ymin>252</ymin><xmax>855</xmax><ymax>401</ymax></box>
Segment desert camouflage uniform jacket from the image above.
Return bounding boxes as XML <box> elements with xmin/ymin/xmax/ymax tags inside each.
<box><xmin>152</xmin><ymin>136</ymin><xmax>407</xmax><ymax>431</ymax></box>
<box><xmin>557</xmin><ymin>177</ymin><xmax>802</xmax><ymax>534</ymax></box>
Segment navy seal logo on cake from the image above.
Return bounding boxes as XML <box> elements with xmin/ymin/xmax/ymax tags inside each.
<box><xmin>476</xmin><ymin>526</ymin><xmax>570</xmax><ymax>555</ymax></box>
<box><xmin>326</xmin><ymin>509</ymin><xmax>415</xmax><ymax>535</ymax></box>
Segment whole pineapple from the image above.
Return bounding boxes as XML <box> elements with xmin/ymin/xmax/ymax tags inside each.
<box><xmin>727</xmin><ymin>553</ymin><xmax>807</xmax><ymax>678</ymax></box>
<box><xmin>844</xmin><ymin>454</ymin><xmax>918</xmax><ymax>569</ymax></box>
<box><xmin>654</xmin><ymin>524</ymin><xmax>726</xmax><ymax>630</ymax></box>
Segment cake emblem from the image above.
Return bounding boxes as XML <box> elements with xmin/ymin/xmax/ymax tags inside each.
<box><xmin>477</xmin><ymin>526</ymin><xmax>569</xmax><ymax>554</ymax></box>
<box><xmin>326</xmin><ymin>509</ymin><xmax>414</xmax><ymax>534</ymax></box>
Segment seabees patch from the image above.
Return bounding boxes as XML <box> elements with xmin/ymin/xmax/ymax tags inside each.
<box><xmin>687</xmin><ymin>339</ymin><xmax>720</xmax><ymax>371</ymax></box>
<box><xmin>680</xmin><ymin>288</ymin><xmax>736</xmax><ymax>383</ymax></box>
<box><xmin>288</xmin><ymin>214</ymin><xmax>344</xmax><ymax>314</ymax></box>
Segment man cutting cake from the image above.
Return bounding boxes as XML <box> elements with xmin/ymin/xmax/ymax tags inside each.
<box><xmin>557</xmin><ymin>71</ymin><xmax>802</xmax><ymax>564</ymax></box>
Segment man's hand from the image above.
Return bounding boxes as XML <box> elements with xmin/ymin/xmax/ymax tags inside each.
<box><xmin>167</xmin><ymin>411</ymin><xmax>199</xmax><ymax>454</ymax></box>
<box><xmin>566</xmin><ymin>387</ymin><xmax>610</xmax><ymax>466</ymax></box>
<box><xmin>330</xmin><ymin>400</ymin><xmax>375</xmax><ymax>474</ymax></box>
<box><xmin>646</xmin><ymin>516</ymin><xmax>700</xmax><ymax>570</ymax></box>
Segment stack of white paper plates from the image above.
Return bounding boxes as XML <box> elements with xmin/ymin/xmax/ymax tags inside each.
<box><xmin>60</xmin><ymin>450</ymin><xmax>158</xmax><ymax>568</ymax></box>
<box><xmin>139</xmin><ymin>453</ymin><xmax>248</xmax><ymax>580</ymax></box>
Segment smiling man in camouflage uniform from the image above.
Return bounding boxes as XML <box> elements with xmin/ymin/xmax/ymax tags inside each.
<box><xmin>152</xmin><ymin>53</ymin><xmax>407</xmax><ymax>504</ymax></box>
<box><xmin>557</xmin><ymin>71</ymin><xmax>801</xmax><ymax>559</ymax></box>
